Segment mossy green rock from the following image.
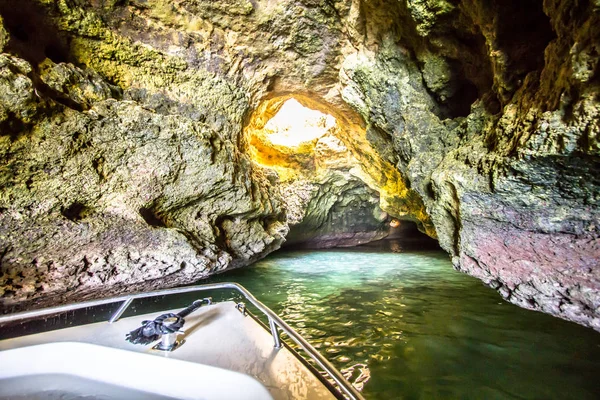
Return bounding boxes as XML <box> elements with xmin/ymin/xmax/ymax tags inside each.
<box><xmin>0</xmin><ymin>0</ymin><xmax>598</xmax><ymax>331</ymax></box>
<box><xmin>0</xmin><ymin>58</ymin><xmax>286</xmax><ymax>309</ymax></box>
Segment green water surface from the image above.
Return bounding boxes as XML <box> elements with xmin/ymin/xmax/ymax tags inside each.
<box><xmin>203</xmin><ymin>248</ymin><xmax>600</xmax><ymax>400</ymax></box>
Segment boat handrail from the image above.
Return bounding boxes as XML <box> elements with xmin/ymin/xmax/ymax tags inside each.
<box><xmin>0</xmin><ymin>282</ymin><xmax>365</xmax><ymax>400</ymax></box>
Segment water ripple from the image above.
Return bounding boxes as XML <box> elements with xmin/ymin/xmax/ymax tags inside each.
<box><xmin>204</xmin><ymin>248</ymin><xmax>600</xmax><ymax>400</ymax></box>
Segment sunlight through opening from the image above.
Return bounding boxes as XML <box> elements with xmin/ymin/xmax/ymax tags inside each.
<box><xmin>264</xmin><ymin>99</ymin><xmax>336</xmax><ymax>147</ymax></box>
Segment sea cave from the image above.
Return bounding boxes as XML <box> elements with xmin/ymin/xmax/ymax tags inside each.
<box><xmin>0</xmin><ymin>0</ymin><xmax>599</xmax><ymax>398</ymax></box>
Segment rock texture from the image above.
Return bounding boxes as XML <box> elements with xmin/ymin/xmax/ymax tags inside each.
<box><xmin>0</xmin><ymin>55</ymin><xmax>287</xmax><ymax>310</ymax></box>
<box><xmin>245</xmin><ymin>95</ymin><xmax>391</xmax><ymax>249</ymax></box>
<box><xmin>0</xmin><ymin>0</ymin><xmax>598</xmax><ymax>330</ymax></box>
<box><xmin>282</xmin><ymin>172</ymin><xmax>389</xmax><ymax>249</ymax></box>
<box><xmin>337</xmin><ymin>0</ymin><xmax>600</xmax><ymax>330</ymax></box>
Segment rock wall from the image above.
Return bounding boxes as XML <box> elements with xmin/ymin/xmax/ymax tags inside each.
<box><xmin>245</xmin><ymin>95</ymin><xmax>391</xmax><ymax>249</ymax></box>
<box><xmin>0</xmin><ymin>55</ymin><xmax>287</xmax><ymax>310</ymax></box>
<box><xmin>338</xmin><ymin>0</ymin><xmax>600</xmax><ymax>330</ymax></box>
<box><xmin>283</xmin><ymin>172</ymin><xmax>389</xmax><ymax>249</ymax></box>
<box><xmin>0</xmin><ymin>1</ymin><xmax>290</xmax><ymax>310</ymax></box>
<box><xmin>0</xmin><ymin>0</ymin><xmax>598</xmax><ymax>330</ymax></box>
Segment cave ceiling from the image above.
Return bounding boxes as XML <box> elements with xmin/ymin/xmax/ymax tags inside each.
<box><xmin>0</xmin><ymin>0</ymin><xmax>598</xmax><ymax>331</ymax></box>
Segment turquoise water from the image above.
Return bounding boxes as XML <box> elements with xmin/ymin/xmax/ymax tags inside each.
<box><xmin>203</xmin><ymin>248</ymin><xmax>600</xmax><ymax>400</ymax></box>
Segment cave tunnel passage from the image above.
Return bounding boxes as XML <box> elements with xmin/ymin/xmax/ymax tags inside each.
<box><xmin>245</xmin><ymin>95</ymin><xmax>440</xmax><ymax>251</ymax></box>
<box><xmin>284</xmin><ymin>216</ymin><xmax>442</xmax><ymax>252</ymax></box>
<box><xmin>0</xmin><ymin>0</ymin><xmax>71</xmax><ymax>65</ymax></box>
<box><xmin>370</xmin><ymin>219</ymin><xmax>441</xmax><ymax>252</ymax></box>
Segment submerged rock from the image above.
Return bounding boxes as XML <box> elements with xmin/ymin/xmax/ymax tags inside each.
<box><xmin>0</xmin><ymin>0</ymin><xmax>598</xmax><ymax>331</ymax></box>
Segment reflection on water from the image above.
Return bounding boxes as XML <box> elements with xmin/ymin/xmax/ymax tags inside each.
<box><xmin>203</xmin><ymin>248</ymin><xmax>600</xmax><ymax>400</ymax></box>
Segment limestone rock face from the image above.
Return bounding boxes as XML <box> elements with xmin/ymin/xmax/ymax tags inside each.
<box><xmin>0</xmin><ymin>56</ymin><xmax>286</xmax><ymax>309</ymax></box>
<box><xmin>0</xmin><ymin>0</ymin><xmax>598</xmax><ymax>331</ymax></box>
<box><xmin>337</xmin><ymin>0</ymin><xmax>600</xmax><ymax>330</ymax></box>
<box><xmin>246</xmin><ymin>97</ymin><xmax>390</xmax><ymax>249</ymax></box>
<box><xmin>283</xmin><ymin>171</ymin><xmax>389</xmax><ymax>249</ymax></box>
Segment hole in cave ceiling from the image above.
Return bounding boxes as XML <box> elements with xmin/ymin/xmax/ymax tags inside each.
<box><xmin>245</xmin><ymin>94</ymin><xmax>438</xmax><ymax>247</ymax></box>
<box><xmin>262</xmin><ymin>98</ymin><xmax>337</xmax><ymax>148</ymax></box>
<box><xmin>246</xmin><ymin>96</ymin><xmax>346</xmax><ymax>178</ymax></box>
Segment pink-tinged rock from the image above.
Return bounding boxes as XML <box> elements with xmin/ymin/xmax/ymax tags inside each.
<box><xmin>458</xmin><ymin>217</ymin><xmax>600</xmax><ymax>331</ymax></box>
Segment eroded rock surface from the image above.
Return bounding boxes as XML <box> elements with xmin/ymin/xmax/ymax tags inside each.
<box><xmin>0</xmin><ymin>0</ymin><xmax>598</xmax><ymax>330</ymax></box>
<box><xmin>337</xmin><ymin>0</ymin><xmax>600</xmax><ymax>330</ymax></box>
<box><xmin>283</xmin><ymin>172</ymin><xmax>389</xmax><ymax>249</ymax></box>
<box><xmin>0</xmin><ymin>54</ymin><xmax>286</xmax><ymax>309</ymax></box>
<box><xmin>246</xmin><ymin>96</ymin><xmax>390</xmax><ymax>248</ymax></box>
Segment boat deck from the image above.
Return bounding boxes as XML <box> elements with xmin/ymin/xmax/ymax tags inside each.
<box><xmin>0</xmin><ymin>301</ymin><xmax>335</xmax><ymax>400</ymax></box>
